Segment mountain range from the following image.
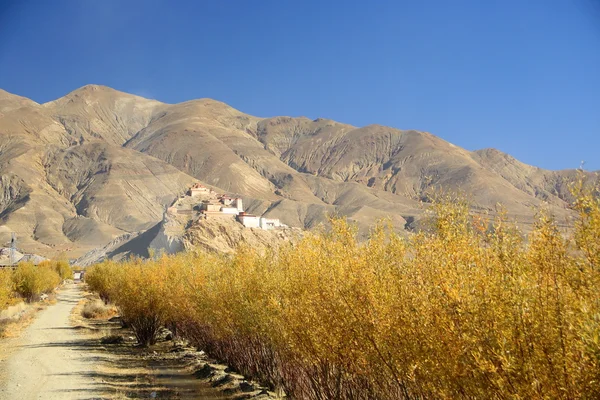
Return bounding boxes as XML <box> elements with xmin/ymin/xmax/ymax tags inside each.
<box><xmin>0</xmin><ymin>84</ymin><xmax>594</xmax><ymax>258</ymax></box>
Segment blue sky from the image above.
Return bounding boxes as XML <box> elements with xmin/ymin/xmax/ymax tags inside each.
<box><xmin>0</xmin><ymin>0</ymin><xmax>598</xmax><ymax>171</ymax></box>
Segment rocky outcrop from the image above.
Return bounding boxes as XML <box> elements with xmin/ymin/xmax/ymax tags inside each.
<box><xmin>183</xmin><ymin>216</ymin><xmax>303</xmax><ymax>255</ymax></box>
<box><xmin>0</xmin><ymin>174</ymin><xmax>31</xmax><ymax>218</ymax></box>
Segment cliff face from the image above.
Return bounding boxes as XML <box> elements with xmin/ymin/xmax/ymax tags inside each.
<box><xmin>1</xmin><ymin>85</ymin><xmax>595</xmax><ymax>257</ymax></box>
<box><xmin>182</xmin><ymin>217</ymin><xmax>303</xmax><ymax>255</ymax></box>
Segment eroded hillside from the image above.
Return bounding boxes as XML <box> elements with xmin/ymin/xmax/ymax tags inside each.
<box><xmin>0</xmin><ymin>85</ymin><xmax>594</xmax><ymax>256</ymax></box>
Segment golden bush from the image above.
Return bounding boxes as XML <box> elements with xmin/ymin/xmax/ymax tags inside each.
<box><xmin>12</xmin><ymin>262</ymin><xmax>61</xmax><ymax>302</ymax></box>
<box><xmin>0</xmin><ymin>268</ymin><xmax>13</xmax><ymax>310</ymax></box>
<box><xmin>86</xmin><ymin>256</ymin><xmax>193</xmax><ymax>346</ymax></box>
<box><xmin>86</xmin><ymin>187</ymin><xmax>600</xmax><ymax>399</ymax></box>
<box><xmin>85</xmin><ymin>261</ymin><xmax>119</xmax><ymax>304</ymax></box>
<box><xmin>112</xmin><ymin>257</ymin><xmax>175</xmax><ymax>346</ymax></box>
<box><xmin>571</xmin><ymin>177</ymin><xmax>600</xmax><ymax>270</ymax></box>
<box><xmin>38</xmin><ymin>259</ymin><xmax>73</xmax><ymax>281</ymax></box>
<box><xmin>54</xmin><ymin>260</ymin><xmax>73</xmax><ymax>280</ymax></box>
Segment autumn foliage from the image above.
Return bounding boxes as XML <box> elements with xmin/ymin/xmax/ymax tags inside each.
<box><xmin>11</xmin><ymin>262</ymin><xmax>62</xmax><ymax>302</ymax></box>
<box><xmin>51</xmin><ymin>259</ymin><xmax>73</xmax><ymax>280</ymax></box>
<box><xmin>0</xmin><ymin>269</ymin><xmax>13</xmax><ymax>309</ymax></box>
<box><xmin>0</xmin><ymin>259</ymin><xmax>70</xmax><ymax>307</ymax></box>
<box><xmin>85</xmin><ymin>182</ymin><xmax>600</xmax><ymax>399</ymax></box>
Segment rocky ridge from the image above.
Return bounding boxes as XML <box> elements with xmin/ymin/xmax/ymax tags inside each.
<box><xmin>0</xmin><ymin>85</ymin><xmax>595</xmax><ymax>257</ymax></box>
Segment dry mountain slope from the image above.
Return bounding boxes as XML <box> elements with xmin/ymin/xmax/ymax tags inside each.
<box><xmin>471</xmin><ymin>148</ymin><xmax>590</xmax><ymax>206</ymax></box>
<box><xmin>0</xmin><ymin>85</ymin><xmax>593</xmax><ymax>257</ymax></box>
<box><xmin>256</xmin><ymin>119</ymin><xmax>561</xmax><ymax>219</ymax></box>
<box><xmin>124</xmin><ymin>99</ymin><xmax>587</xmax><ymax>230</ymax></box>
<box><xmin>0</xmin><ymin>86</ymin><xmax>195</xmax><ymax>257</ymax></box>
<box><xmin>43</xmin><ymin>84</ymin><xmax>164</xmax><ymax>146</ymax></box>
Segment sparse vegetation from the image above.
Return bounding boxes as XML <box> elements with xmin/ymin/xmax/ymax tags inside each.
<box><xmin>81</xmin><ymin>299</ymin><xmax>114</xmax><ymax>319</ymax></box>
<box><xmin>85</xmin><ymin>182</ymin><xmax>600</xmax><ymax>399</ymax></box>
<box><xmin>100</xmin><ymin>334</ymin><xmax>125</xmax><ymax>345</ymax></box>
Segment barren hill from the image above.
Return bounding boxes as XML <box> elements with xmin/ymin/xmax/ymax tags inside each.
<box><xmin>0</xmin><ymin>85</ymin><xmax>594</xmax><ymax>257</ymax></box>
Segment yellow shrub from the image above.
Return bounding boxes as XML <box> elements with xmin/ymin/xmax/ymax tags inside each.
<box><xmin>38</xmin><ymin>259</ymin><xmax>73</xmax><ymax>281</ymax></box>
<box><xmin>89</xmin><ymin>256</ymin><xmax>191</xmax><ymax>346</ymax></box>
<box><xmin>113</xmin><ymin>258</ymin><xmax>173</xmax><ymax>345</ymax></box>
<box><xmin>85</xmin><ymin>261</ymin><xmax>120</xmax><ymax>304</ymax></box>
<box><xmin>85</xmin><ymin>189</ymin><xmax>600</xmax><ymax>399</ymax></box>
<box><xmin>571</xmin><ymin>176</ymin><xmax>600</xmax><ymax>270</ymax></box>
<box><xmin>54</xmin><ymin>260</ymin><xmax>73</xmax><ymax>280</ymax></box>
<box><xmin>12</xmin><ymin>262</ymin><xmax>61</xmax><ymax>302</ymax></box>
<box><xmin>0</xmin><ymin>268</ymin><xmax>13</xmax><ymax>310</ymax></box>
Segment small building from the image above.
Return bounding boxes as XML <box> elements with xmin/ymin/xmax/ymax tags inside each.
<box><xmin>220</xmin><ymin>195</ymin><xmax>234</xmax><ymax>206</ymax></box>
<box><xmin>260</xmin><ymin>217</ymin><xmax>281</xmax><ymax>230</ymax></box>
<box><xmin>234</xmin><ymin>198</ymin><xmax>243</xmax><ymax>212</ymax></box>
<box><xmin>200</xmin><ymin>202</ymin><xmax>222</xmax><ymax>212</ymax></box>
<box><xmin>221</xmin><ymin>207</ymin><xmax>239</xmax><ymax>215</ymax></box>
<box><xmin>204</xmin><ymin>211</ymin><xmax>236</xmax><ymax>219</ymax></box>
<box><xmin>190</xmin><ymin>183</ymin><xmax>211</xmax><ymax>197</ymax></box>
<box><xmin>237</xmin><ymin>213</ymin><xmax>260</xmax><ymax>228</ymax></box>
<box><xmin>20</xmin><ymin>254</ymin><xmax>47</xmax><ymax>264</ymax></box>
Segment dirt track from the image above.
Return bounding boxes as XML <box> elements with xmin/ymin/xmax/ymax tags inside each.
<box><xmin>0</xmin><ymin>284</ymin><xmax>105</xmax><ymax>399</ymax></box>
<box><xmin>0</xmin><ymin>284</ymin><xmax>229</xmax><ymax>400</ymax></box>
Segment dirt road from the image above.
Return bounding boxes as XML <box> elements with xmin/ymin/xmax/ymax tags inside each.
<box><xmin>0</xmin><ymin>285</ymin><xmax>111</xmax><ymax>400</ymax></box>
<box><xmin>0</xmin><ymin>284</ymin><xmax>106</xmax><ymax>399</ymax></box>
<box><xmin>0</xmin><ymin>284</ymin><xmax>232</xmax><ymax>400</ymax></box>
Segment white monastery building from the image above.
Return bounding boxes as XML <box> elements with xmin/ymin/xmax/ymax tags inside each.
<box><xmin>174</xmin><ymin>183</ymin><xmax>284</xmax><ymax>230</ymax></box>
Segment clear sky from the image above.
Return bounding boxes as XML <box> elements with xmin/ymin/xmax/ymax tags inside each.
<box><xmin>0</xmin><ymin>0</ymin><xmax>598</xmax><ymax>171</ymax></box>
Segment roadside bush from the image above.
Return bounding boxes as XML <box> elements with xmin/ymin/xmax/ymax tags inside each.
<box><xmin>54</xmin><ymin>260</ymin><xmax>73</xmax><ymax>280</ymax></box>
<box><xmin>85</xmin><ymin>186</ymin><xmax>600</xmax><ymax>399</ymax></box>
<box><xmin>114</xmin><ymin>258</ymin><xmax>169</xmax><ymax>346</ymax></box>
<box><xmin>571</xmin><ymin>177</ymin><xmax>600</xmax><ymax>270</ymax></box>
<box><xmin>38</xmin><ymin>260</ymin><xmax>73</xmax><ymax>281</ymax></box>
<box><xmin>12</xmin><ymin>262</ymin><xmax>61</xmax><ymax>302</ymax></box>
<box><xmin>85</xmin><ymin>261</ymin><xmax>119</xmax><ymax>304</ymax></box>
<box><xmin>88</xmin><ymin>257</ymin><xmax>182</xmax><ymax>346</ymax></box>
<box><xmin>0</xmin><ymin>268</ymin><xmax>13</xmax><ymax>310</ymax></box>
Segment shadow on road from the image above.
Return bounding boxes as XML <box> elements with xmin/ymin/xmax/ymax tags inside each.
<box><xmin>39</xmin><ymin>319</ymin><xmax>227</xmax><ymax>399</ymax></box>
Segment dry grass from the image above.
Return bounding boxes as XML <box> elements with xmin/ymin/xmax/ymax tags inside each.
<box><xmin>81</xmin><ymin>299</ymin><xmax>116</xmax><ymax>319</ymax></box>
<box><xmin>0</xmin><ymin>285</ymin><xmax>60</xmax><ymax>338</ymax></box>
<box><xmin>0</xmin><ymin>302</ymin><xmax>44</xmax><ymax>338</ymax></box>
